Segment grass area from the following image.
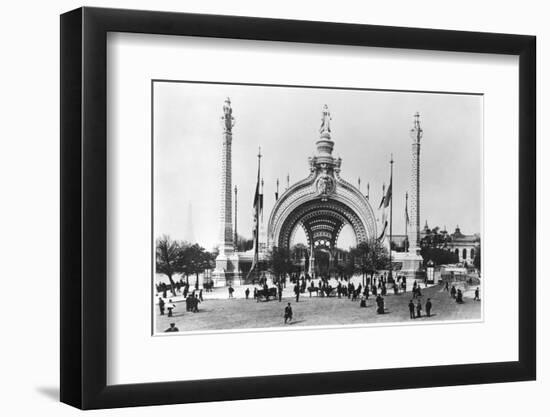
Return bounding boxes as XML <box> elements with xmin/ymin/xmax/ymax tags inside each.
<box><xmin>155</xmin><ymin>283</ymin><xmax>481</xmax><ymax>333</ymax></box>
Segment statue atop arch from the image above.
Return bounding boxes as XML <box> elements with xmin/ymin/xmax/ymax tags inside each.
<box><xmin>319</xmin><ymin>104</ymin><xmax>332</xmax><ymax>134</ymax></box>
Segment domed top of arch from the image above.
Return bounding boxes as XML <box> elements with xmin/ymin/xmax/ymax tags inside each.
<box><xmin>267</xmin><ymin>105</ymin><xmax>377</xmax><ymax>249</ymax></box>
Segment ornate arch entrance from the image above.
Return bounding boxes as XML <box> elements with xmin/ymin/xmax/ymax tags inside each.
<box><xmin>267</xmin><ymin>105</ymin><xmax>377</xmax><ymax>277</ymax></box>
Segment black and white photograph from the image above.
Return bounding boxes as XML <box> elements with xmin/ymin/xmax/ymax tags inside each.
<box><xmin>153</xmin><ymin>81</ymin><xmax>483</xmax><ymax>334</ymax></box>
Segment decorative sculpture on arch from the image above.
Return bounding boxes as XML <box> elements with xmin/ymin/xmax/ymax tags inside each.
<box><xmin>319</xmin><ymin>104</ymin><xmax>332</xmax><ymax>134</ymax></box>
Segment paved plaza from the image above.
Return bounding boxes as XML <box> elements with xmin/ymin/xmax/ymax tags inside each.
<box><xmin>155</xmin><ymin>280</ymin><xmax>482</xmax><ymax>333</ymax></box>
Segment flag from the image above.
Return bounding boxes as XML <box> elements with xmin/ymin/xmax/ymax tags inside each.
<box><xmin>378</xmin><ymin>176</ymin><xmax>393</xmax><ymax>240</ymax></box>
<box><xmin>378</xmin><ymin>194</ymin><xmax>385</xmax><ymax>210</ymax></box>
<box><xmin>383</xmin><ymin>178</ymin><xmax>392</xmax><ymax>209</ymax></box>
<box><xmin>378</xmin><ymin>221</ymin><xmax>388</xmax><ymax>240</ymax></box>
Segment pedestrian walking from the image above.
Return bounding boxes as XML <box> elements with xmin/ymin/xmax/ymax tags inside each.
<box><xmin>376</xmin><ymin>295</ymin><xmax>385</xmax><ymax>314</ymax></box>
<box><xmin>474</xmin><ymin>287</ymin><xmax>480</xmax><ymax>301</ymax></box>
<box><xmin>450</xmin><ymin>285</ymin><xmax>457</xmax><ymax>299</ymax></box>
<box><xmin>245</xmin><ymin>287</ymin><xmax>250</xmax><ymax>300</ymax></box>
<box><xmin>294</xmin><ymin>283</ymin><xmax>300</xmax><ymax>302</ymax></box>
<box><xmin>199</xmin><ymin>289</ymin><xmax>203</xmax><ymax>302</ymax></box>
<box><xmin>456</xmin><ymin>289</ymin><xmax>463</xmax><ymax>303</ymax></box>
<box><xmin>416</xmin><ymin>299</ymin><xmax>422</xmax><ymax>318</ymax></box>
<box><xmin>228</xmin><ymin>285</ymin><xmax>234</xmax><ymax>298</ymax></box>
<box><xmin>158</xmin><ymin>297</ymin><xmax>165</xmax><ymax>316</ymax></box>
<box><xmin>408</xmin><ymin>300</ymin><xmax>415</xmax><ymax>319</ymax></box>
<box><xmin>284</xmin><ymin>303</ymin><xmax>293</xmax><ymax>324</ymax></box>
<box><xmin>193</xmin><ymin>294</ymin><xmax>200</xmax><ymax>312</ymax></box>
<box><xmin>426</xmin><ymin>298</ymin><xmax>432</xmax><ymax>317</ymax></box>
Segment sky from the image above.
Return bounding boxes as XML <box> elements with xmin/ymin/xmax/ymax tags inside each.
<box><xmin>153</xmin><ymin>81</ymin><xmax>482</xmax><ymax>251</ymax></box>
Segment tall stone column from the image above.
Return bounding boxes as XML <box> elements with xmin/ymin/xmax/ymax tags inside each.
<box><xmin>408</xmin><ymin>112</ymin><xmax>422</xmax><ymax>253</ymax></box>
<box><xmin>400</xmin><ymin>112</ymin><xmax>424</xmax><ymax>280</ymax></box>
<box><xmin>213</xmin><ymin>98</ymin><xmax>240</xmax><ymax>286</ymax></box>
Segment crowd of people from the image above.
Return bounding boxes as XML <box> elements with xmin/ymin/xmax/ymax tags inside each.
<box><xmin>158</xmin><ymin>272</ymin><xmax>481</xmax><ymax>330</ymax></box>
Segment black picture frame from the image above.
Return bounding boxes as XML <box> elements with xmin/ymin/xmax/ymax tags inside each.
<box><xmin>60</xmin><ymin>6</ymin><xmax>536</xmax><ymax>410</ymax></box>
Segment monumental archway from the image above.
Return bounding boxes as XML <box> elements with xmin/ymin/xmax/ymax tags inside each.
<box><xmin>267</xmin><ymin>105</ymin><xmax>377</xmax><ymax>266</ymax></box>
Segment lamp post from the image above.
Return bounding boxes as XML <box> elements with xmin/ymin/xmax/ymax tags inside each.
<box><xmin>426</xmin><ymin>260</ymin><xmax>435</xmax><ymax>284</ymax></box>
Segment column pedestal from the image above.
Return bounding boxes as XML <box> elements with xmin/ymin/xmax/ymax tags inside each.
<box><xmin>394</xmin><ymin>249</ymin><xmax>425</xmax><ymax>281</ymax></box>
<box><xmin>212</xmin><ymin>252</ymin><xmax>242</xmax><ymax>287</ymax></box>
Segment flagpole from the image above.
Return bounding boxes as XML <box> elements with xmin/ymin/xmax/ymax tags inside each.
<box><xmin>256</xmin><ymin>147</ymin><xmax>262</xmax><ymax>283</ymax></box>
<box><xmin>389</xmin><ymin>154</ymin><xmax>394</xmax><ymax>282</ymax></box>
<box><xmin>247</xmin><ymin>146</ymin><xmax>262</xmax><ymax>283</ymax></box>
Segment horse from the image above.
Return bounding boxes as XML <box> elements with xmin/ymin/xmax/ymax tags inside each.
<box><xmin>308</xmin><ymin>286</ymin><xmax>320</xmax><ymax>297</ymax></box>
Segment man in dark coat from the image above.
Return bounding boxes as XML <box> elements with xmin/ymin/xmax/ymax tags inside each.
<box><xmin>245</xmin><ymin>287</ymin><xmax>250</xmax><ymax>300</ymax></box>
<box><xmin>164</xmin><ymin>323</ymin><xmax>179</xmax><ymax>332</ymax></box>
<box><xmin>284</xmin><ymin>303</ymin><xmax>293</xmax><ymax>324</ymax></box>
<box><xmin>278</xmin><ymin>284</ymin><xmax>283</xmax><ymax>302</ymax></box>
<box><xmin>456</xmin><ymin>289</ymin><xmax>463</xmax><ymax>303</ymax></box>
<box><xmin>376</xmin><ymin>295</ymin><xmax>384</xmax><ymax>314</ymax></box>
<box><xmin>474</xmin><ymin>287</ymin><xmax>480</xmax><ymax>301</ymax></box>
<box><xmin>408</xmin><ymin>300</ymin><xmax>415</xmax><ymax>319</ymax></box>
<box><xmin>294</xmin><ymin>283</ymin><xmax>300</xmax><ymax>302</ymax></box>
<box><xmin>450</xmin><ymin>285</ymin><xmax>457</xmax><ymax>299</ymax></box>
<box><xmin>416</xmin><ymin>299</ymin><xmax>422</xmax><ymax>318</ymax></box>
<box><xmin>426</xmin><ymin>298</ymin><xmax>432</xmax><ymax>317</ymax></box>
<box><xmin>158</xmin><ymin>297</ymin><xmax>165</xmax><ymax>316</ymax></box>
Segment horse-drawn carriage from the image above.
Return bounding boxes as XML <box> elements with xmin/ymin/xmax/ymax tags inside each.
<box><xmin>307</xmin><ymin>285</ymin><xmax>337</xmax><ymax>297</ymax></box>
<box><xmin>256</xmin><ymin>287</ymin><xmax>278</xmax><ymax>301</ymax></box>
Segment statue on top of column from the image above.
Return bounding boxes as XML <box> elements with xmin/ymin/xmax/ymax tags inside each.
<box><xmin>319</xmin><ymin>104</ymin><xmax>331</xmax><ymax>134</ymax></box>
<box><xmin>410</xmin><ymin>111</ymin><xmax>423</xmax><ymax>142</ymax></box>
<box><xmin>222</xmin><ymin>97</ymin><xmax>235</xmax><ymax>132</ymax></box>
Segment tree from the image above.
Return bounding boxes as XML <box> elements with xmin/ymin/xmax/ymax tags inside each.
<box><xmin>349</xmin><ymin>240</ymin><xmax>390</xmax><ymax>285</ymax></box>
<box><xmin>420</xmin><ymin>226</ymin><xmax>452</xmax><ymax>249</ymax></box>
<box><xmin>182</xmin><ymin>243</ymin><xmax>210</xmax><ymax>288</ymax></box>
<box><xmin>420</xmin><ymin>246</ymin><xmax>458</xmax><ymax>267</ymax></box>
<box><xmin>156</xmin><ymin>235</ymin><xmax>183</xmax><ymax>296</ymax></box>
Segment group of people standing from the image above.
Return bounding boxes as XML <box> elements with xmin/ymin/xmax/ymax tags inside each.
<box><xmin>157</xmin><ymin>289</ymin><xmax>204</xmax><ymax>318</ymax></box>
<box><xmin>408</xmin><ymin>298</ymin><xmax>432</xmax><ymax>319</ymax></box>
<box><xmin>443</xmin><ymin>281</ymin><xmax>480</xmax><ymax>304</ymax></box>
